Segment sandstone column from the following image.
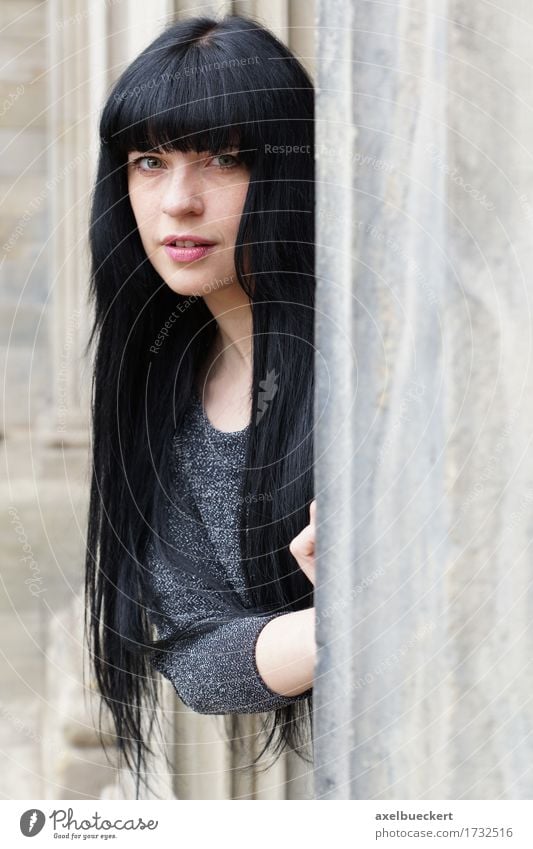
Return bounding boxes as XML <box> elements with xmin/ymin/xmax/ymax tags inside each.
<box><xmin>314</xmin><ymin>0</ymin><xmax>533</xmax><ymax>799</ymax></box>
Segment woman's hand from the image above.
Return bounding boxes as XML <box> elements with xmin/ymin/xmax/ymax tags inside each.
<box><xmin>288</xmin><ymin>499</ymin><xmax>316</xmax><ymax>586</ymax></box>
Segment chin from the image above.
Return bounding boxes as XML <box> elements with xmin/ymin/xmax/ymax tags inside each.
<box><xmin>162</xmin><ymin>277</ymin><xmax>207</xmax><ymax>297</ymax></box>
<box><xmin>162</xmin><ymin>268</ymin><xmax>237</xmax><ymax>297</ymax></box>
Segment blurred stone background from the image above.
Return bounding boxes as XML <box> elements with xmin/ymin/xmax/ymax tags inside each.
<box><xmin>0</xmin><ymin>0</ymin><xmax>315</xmax><ymax>800</ymax></box>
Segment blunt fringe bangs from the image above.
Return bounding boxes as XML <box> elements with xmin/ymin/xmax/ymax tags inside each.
<box><xmin>84</xmin><ymin>13</ymin><xmax>316</xmax><ymax>799</ymax></box>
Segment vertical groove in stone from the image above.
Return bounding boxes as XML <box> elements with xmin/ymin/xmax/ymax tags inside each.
<box><xmin>46</xmin><ymin>0</ymin><xmax>93</xmax><ymax>442</ymax></box>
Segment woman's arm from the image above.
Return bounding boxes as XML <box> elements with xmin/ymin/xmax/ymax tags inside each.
<box><xmin>147</xmin><ymin>530</ymin><xmax>314</xmax><ymax>713</ymax></box>
<box><xmin>150</xmin><ymin>608</ymin><xmax>313</xmax><ymax>714</ymax></box>
<box><xmin>255</xmin><ymin>606</ymin><xmax>316</xmax><ymax>697</ymax></box>
<box><xmin>147</xmin><ymin>497</ymin><xmax>317</xmax><ymax>714</ymax></box>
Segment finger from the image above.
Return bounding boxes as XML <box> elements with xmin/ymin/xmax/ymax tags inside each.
<box><xmin>299</xmin><ymin>527</ymin><xmax>315</xmax><ymax>556</ymax></box>
<box><xmin>290</xmin><ymin>524</ymin><xmax>315</xmax><ymax>556</ymax></box>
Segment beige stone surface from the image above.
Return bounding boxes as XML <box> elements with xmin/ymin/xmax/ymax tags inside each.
<box><xmin>0</xmin><ymin>2</ymin><xmax>46</xmax><ymax>39</ymax></box>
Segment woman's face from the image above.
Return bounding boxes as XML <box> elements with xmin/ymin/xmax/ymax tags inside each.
<box><xmin>127</xmin><ymin>146</ymin><xmax>250</xmax><ymax>296</ymax></box>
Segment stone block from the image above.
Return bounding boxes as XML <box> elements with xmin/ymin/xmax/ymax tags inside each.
<box><xmin>0</xmin><ymin>79</ymin><xmax>46</xmax><ymax>128</ymax></box>
<box><xmin>0</xmin><ymin>2</ymin><xmax>46</xmax><ymax>40</ymax></box>
<box><xmin>0</xmin><ymin>302</ymin><xmax>48</xmax><ymax>348</ymax></box>
<box><xmin>0</xmin><ymin>346</ymin><xmax>51</xmax><ymax>430</ymax></box>
<box><xmin>50</xmin><ymin>746</ymin><xmax>118</xmax><ymax>800</ymax></box>
<box><xmin>0</xmin><ymin>129</ymin><xmax>47</xmax><ymax>177</ymax></box>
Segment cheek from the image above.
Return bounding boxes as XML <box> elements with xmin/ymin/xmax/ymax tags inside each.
<box><xmin>128</xmin><ymin>192</ymin><xmax>156</xmax><ymax>259</ymax></box>
<box><xmin>128</xmin><ymin>187</ymin><xmax>142</xmax><ymax>228</ymax></box>
<box><xmin>224</xmin><ymin>181</ymin><xmax>249</xmax><ymax>234</ymax></box>
<box><xmin>128</xmin><ymin>184</ymin><xmax>154</xmax><ymax>229</ymax></box>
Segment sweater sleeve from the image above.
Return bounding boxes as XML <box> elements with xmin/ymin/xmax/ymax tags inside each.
<box><xmin>146</xmin><ymin>539</ymin><xmax>313</xmax><ymax>715</ymax></box>
<box><xmin>150</xmin><ymin>607</ymin><xmax>313</xmax><ymax>715</ymax></box>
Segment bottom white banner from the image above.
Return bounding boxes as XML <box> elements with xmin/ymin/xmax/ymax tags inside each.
<box><xmin>3</xmin><ymin>799</ymin><xmax>533</xmax><ymax>848</ymax></box>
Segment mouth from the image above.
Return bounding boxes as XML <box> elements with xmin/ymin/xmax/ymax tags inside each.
<box><xmin>164</xmin><ymin>238</ymin><xmax>214</xmax><ymax>247</ymax></box>
<box><xmin>163</xmin><ymin>242</ymin><xmax>217</xmax><ymax>262</ymax></box>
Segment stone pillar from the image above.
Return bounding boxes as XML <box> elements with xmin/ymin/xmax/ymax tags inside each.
<box><xmin>43</xmin><ymin>0</ymin><xmax>95</xmax><ymax>444</ymax></box>
<box><xmin>314</xmin><ymin>0</ymin><xmax>533</xmax><ymax>800</ymax></box>
<box><xmin>43</xmin><ymin>595</ymin><xmax>120</xmax><ymax>800</ymax></box>
<box><xmin>442</xmin><ymin>0</ymin><xmax>533</xmax><ymax>800</ymax></box>
<box><xmin>314</xmin><ymin>0</ymin><xmax>448</xmax><ymax>799</ymax></box>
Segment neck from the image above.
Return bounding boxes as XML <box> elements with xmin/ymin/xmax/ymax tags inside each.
<box><xmin>202</xmin><ymin>285</ymin><xmax>253</xmax><ymax>383</ymax></box>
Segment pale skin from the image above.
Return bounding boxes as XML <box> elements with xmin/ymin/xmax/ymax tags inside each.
<box><xmin>256</xmin><ymin>500</ymin><xmax>317</xmax><ymax>697</ymax></box>
<box><xmin>127</xmin><ymin>145</ymin><xmax>317</xmax><ymax>697</ymax></box>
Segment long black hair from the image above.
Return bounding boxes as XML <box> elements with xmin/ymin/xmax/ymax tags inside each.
<box><xmin>84</xmin><ymin>13</ymin><xmax>315</xmax><ymax>798</ymax></box>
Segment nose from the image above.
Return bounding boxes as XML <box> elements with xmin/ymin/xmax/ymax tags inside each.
<box><xmin>161</xmin><ymin>162</ymin><xmax>204</xmax><ymax>217</ymax></box>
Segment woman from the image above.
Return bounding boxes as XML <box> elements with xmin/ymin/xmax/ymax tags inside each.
<box><xmin>84</xmin><ymin>13</ymin><xmax>317</xmax><ymax>798</ymax></box>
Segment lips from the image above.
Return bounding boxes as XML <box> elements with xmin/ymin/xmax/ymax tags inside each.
<box><xmin>163</xmin><ymin>242</ymin><xmax>216</xmax><ymax>262</ymax></box>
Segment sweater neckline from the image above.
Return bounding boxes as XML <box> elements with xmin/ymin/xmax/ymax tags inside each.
<box><xmin>190</xmin><ymin>385</ymin><xmax>250</xmax><ymax>437</ymax></box>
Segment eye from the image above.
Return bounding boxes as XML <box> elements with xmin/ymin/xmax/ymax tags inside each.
<box><xmin>128</xmin><ymin>155</ymin><xmax>164</xmax><ymax>172</ymax></box>
<box><xmin>210</xmin><ymin>153</ymin><xmax>241</xmax><ymax>170</ymax></box>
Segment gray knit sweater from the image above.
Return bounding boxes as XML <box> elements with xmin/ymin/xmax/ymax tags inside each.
<box><xmin>146</xmin><ymin>387</ymin><xmax>313</xmax><ymax>714</ymax></box>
